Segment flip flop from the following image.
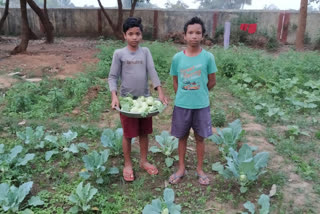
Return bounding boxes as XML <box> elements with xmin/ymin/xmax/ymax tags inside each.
<box><xmin>169</xmin><ymin>171</ymin><xmax>186</xmax><ymax>184</ymax></box>
<box><xmin>140</xmin><ymin>163</ymin><xmax>158</xmax><ymax>175</ymax></box>
<box><xmin>123</xmin><ymin>168</ymin><xmax>134</xmax><ymax>182</ymax></box>
<box><xmin>197</xmin><ymin>173</ymin><xmax>210</xmax><ymax>186</ymax></box>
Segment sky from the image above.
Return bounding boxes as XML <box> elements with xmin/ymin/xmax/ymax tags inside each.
<box><xmin>70</xmin><ymin>0</ymin><xmax>312</xmax><ymax>10</ymax></box>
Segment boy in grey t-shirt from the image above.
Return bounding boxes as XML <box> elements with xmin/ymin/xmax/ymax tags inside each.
<box><xmin>108</xmin><ymin>17</ymin><xmax>168</xmax><ymax>182</ymax></box>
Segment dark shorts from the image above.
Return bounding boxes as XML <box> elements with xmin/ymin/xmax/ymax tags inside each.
<box><xmin>171</xmin><ymin>106</ymin><xmax>212</xmax><ymax>139</ymax></box>
<box><xmin>120</xmin><ymin>113</ymin><xmax>153</xmax><ymax>138</ymax></box>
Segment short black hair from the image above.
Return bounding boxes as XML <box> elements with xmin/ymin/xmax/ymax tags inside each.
<box><xmin>123</xmin><ymin>17</ymin><xmax>143</xmax><ymax>33</ymax></box>
<box><xmin>183</xmin><ymin>17</ymin><xmax>206</xmax><ymax>35</ymax></box>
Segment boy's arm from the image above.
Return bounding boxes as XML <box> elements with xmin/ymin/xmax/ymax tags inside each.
<box><xmin>155</xmin><ymin>86</ymin><xmax>168</xmax><ymax>104</ymax></box>
<box><xmin>145</xmin><ymin>48</ymin><xmax>168</xmax><ymax>104</ymax></box>
<box><xmin>207</xmin><ymin>73</ymin><xmax>216</xmax><ymax>90</ymax></box>
<box><xmin>108</xmin><ymin>51</ymin><xmax>121</xmax><ymax>108</ymax></box>
<box><xmin>173</xmin><ymin>76</ymin><xmax>178</xmax><ymax>94</ymax></box>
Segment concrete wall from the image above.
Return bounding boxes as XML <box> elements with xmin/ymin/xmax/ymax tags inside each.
<box><xmin>0</xmin><ymin>8</ymin><xmax>320</xmax><ymax>44</ymax></box>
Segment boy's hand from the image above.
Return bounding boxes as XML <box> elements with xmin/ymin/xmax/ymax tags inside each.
<box><xmin>157</xmin><ymin>86</ymin><xmax>168</xmax><ymax>105</ymax></box>
<box><xmin>111</xmin><ymin>92</ymin><xmax>119</xmax><ymax>109</ymax></box>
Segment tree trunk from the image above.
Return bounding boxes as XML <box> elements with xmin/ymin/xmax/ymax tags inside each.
<box><xmin>28</xmin><ymin>27</ymin><xmax>38</xmax><ymax>40</ymax></box>
<box><xmin>97</xmin><ymin>0</ymin><xmax>139</xmax><ymax>40</ymax></box>
<box><xmin>129</xmin><ymin>0</ymin><xmax>139</xmax><ymax>17</ymax></box>
<box><xmin>27</xmin><ymin>0</ymin><xmax>54</xmax><ymax>43</ymax></box>
<box><xmin>0</xmin><ymin>0</ymin><xmax>9</xmax><ymax>32</ymax></box>
<box><xmin>296</xmin><ymin>0</ymin><xmax>308</xmax><ymax>51</ymax></box>
<box><xmin>11</xmin><ymin>0</ymin><xmax>29</xmax><ymax>54</ymax></box>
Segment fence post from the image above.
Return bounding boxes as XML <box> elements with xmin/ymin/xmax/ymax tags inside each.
<box><xmin>153</xmin><ymin>10</ymin><xmax>158</xmax><ymax>40</ymax></box>
<box><xmin>98</xmin><ymin>9</ymin><xmax>102</xmax><ymax>36</ymax></box>
<box><xmin>277</xmin><ymin>12</ymin><xmax>290</xmax><ymax>43</ymax></box>
<box><xmin>212</xmin><ymin>12</ymin><xmax>219</xmax><ymax>38</ymax></box>
<box><xmin>224</xmin><ymin>22</ymin><xmax>231</xmax><ymax>49</ymax></box>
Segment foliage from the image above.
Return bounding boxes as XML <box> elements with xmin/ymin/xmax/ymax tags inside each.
<box><xmin>0</xmin><ymin>144</ymin><xmax>35</xmax><ymax>181</ymax></box>
<box><xmin>149</xmin><ymin>131</ymin><xmax>179</xmax><ymax>167</ymax></box>
<box><xmin>211</xmin><ymin>108</ymin><xmax>226</xmax><ymax>127</ymax></box>
<box><xmin>165</xmin><ymin>0</ymin><xmax>189</xmax><ymax>9</ymax></box>
<box><xmin>0</xmin><ymin>181</ymin><xmax>44</xmax><ymax>212</ymax></box>
<box><xmin>79</xmin><ymin>150</ymin><xmax>119</xmax><ymax>184</ymax></box>
<box><xmin>208</xmin><ymin>119</ymin><xmax>244</xmax><ymax>157</ymax></box>
<box><xmin>44</xmin><ymin>130</ymin><xmax>88</xmax><ymax>161</ymax></box>
<box><xmin>197</xmin><ymin>0</ymin><xmax>251</xmax><ymax>9</ymax></box>
<box><xmin>212</xmin><ymin>46</ymin><xmax>320</xmax><ymax>123</ymax></box>
<box><xmin>242</xmin><ymin>194</ymin><xmax>270</xmax><ymax>214</ymax></box>
<box><xmin>16</xmin><ymin>126</ymin><xmax>45</xmax><ymax>150</ymax></box>
<box><xmin>212</xmin><ymin>144</ymin><xmax>269</xmax><ymax>193</ymax></box>
<box><xmin>142</xmin><ymin>188</ymin><xmax>181</xmax><ymax>214</ymax></box>
<box><xmin>68</xmin><ymin>182</ymin><xmax>98</xmax><ymax>213</ymax></box>
<box><xmin>96</xmin><ymin>40</ymin><xmax>124</xmax><ymax>78</ymax></box>
<box><xmin>101</xmin><ymin>128</ymin><xmax>129</xmax><ymax>156</ymax></box>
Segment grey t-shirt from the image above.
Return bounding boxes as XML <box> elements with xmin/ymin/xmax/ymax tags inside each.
<box><xmin>108</xmin><ymin>46</ymin><xmax>161</xmax><ymax>97</ymax></box>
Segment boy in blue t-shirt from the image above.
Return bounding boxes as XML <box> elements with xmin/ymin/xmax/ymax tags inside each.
<box><xmin>169</xmin><ymin>17</ymin><xmax>217</xmax><ymax>185</ymax></box>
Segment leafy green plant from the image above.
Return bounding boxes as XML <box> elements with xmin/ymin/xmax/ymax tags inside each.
<box><xmin>149</xmin><ymin>131</ymin><xmax>178</xmax><ymax>167</ymax></box>
<box><xmin>44</xmin><ymin>130</ymin><xmax>88</xmax><ymax>161</ymax></box>
<box><xmin>211</xmin><ymin>108</ymin><xmax>226</xmax><ymax>127</ymax></box>
<box><xmin>142</xmin><ymin>188</ymin><xmax>181</xmax><ymax>214</ymax></box>
<box><xmin>208</xmin><ymin>119</ymin><xmax>244</xmax><ymax>157</ymax></box>
<box><xmin>16</xmin><ymin>126</ymin><xmax>46</xmax><ymax>150</ymax></box>
<box><xmin>242</xmin><ymin>194</ymin><xmax>270</xmax><ymax>214</ymax></box>
<box><xmin>0</xmin><ymin>144</ymin><xmax>35</xmax><ymax>176</ymax></box>
<box><xmin>0</xmin><ymin>181</ymin><xmax>44</xmax><ymax>212</ymax></box>
<box><xmin>68</xmin><ymin>182</ymin><xmax>98</xmax><ymax>213</ymax></box>
<box><xmin>101</xmin><ymin>128</ymin><xmax>129</xmax><ymax>156</ymax></box>
<box><xmin>212</xmin><ymin>144</ymin><xmax>269</xmax><ymax>193</ymax></box>
<box><xmin>285</xmin><ymin>125</ymin><xmax>310</xmax><ymax>139</ymax></box>
<box><xmin>79</xmin><ymin>150</ymin><xmax>119</xmax><ymax>184</ymax></box>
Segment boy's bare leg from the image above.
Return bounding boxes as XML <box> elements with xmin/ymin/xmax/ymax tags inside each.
<box><xmin>139</xmin><ymin>134</ymin><xmax>158</xmax><ymax>174</ymax></box>
<box><xmin>169</xmin><ymin>132</ymin><xmax>189</xmax><ymax>183</ymax></box>
<box><xmin>123</xmin><ymin>137</ymin><xmax>134</xmax><ymax>180</ymax></box>
<box><xmin>195</xmin><ymin>132</ymin><xmax>209</xmax><ymax>185</ymax></box>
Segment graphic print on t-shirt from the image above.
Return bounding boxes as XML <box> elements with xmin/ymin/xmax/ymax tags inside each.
<box><xmin>180</xmin><ymin>64</ymin><xmax>202</xmax><ymax>90</ymax></box>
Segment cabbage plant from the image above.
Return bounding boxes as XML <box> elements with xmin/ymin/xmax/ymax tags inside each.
<box><xmin>68</xmin><ymin>182</ymin><xmax>97</xmax><ymax>213</ymax></box>
<box><xmin>208</xmin><ymin>119</ymin><xmax>244</xmax><ymax>157</ymax></box>
<box><xmin>0</xmin><ymin>181</ymin><xmax>44</xmax><ymax>212</ymax></box>
<box><xmin>212</xmin><ymin>144</ymin><xmax>269</xmax><ymax>193</ymax></box>
<box><xmin>149</xmin><ymin>131</ymin><xmax>178</xmax><ymax>167</ymax></box>
<box><xmin>79</xmin><ymin>150</ymin><xmax>119</xmax><ymax>184</ymax></box>
<box><xmin>142</xmin><ymin>188</ymin><xmax>181</xmax><ymax>214</ymax></box>
<box><xmin>44</xmin><ymin>130</ymin><xmax>88</xmax><ymax>161</ymax></box>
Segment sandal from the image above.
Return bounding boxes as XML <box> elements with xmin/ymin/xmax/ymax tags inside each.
<box><xmin>196</xmin><ymin>173</ymin><xmax>210</xmax><ymax>186</ymax></box>
<box><xmin>140</xmin><ymin>163</ymin><xmax>158</xmax><ymax>175</ymax></box>
<box><xmin>123</xmin><ymin>168</ymin><xmax>134</xmax><ymax>182</ymax></box>
<box><xmin>169</xmin><ymin>171</ymin><xmax>186</xmax><ymax>184</ymax></box>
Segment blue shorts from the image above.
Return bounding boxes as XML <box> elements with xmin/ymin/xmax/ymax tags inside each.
<box><xmin>171</xmin><ymin>106</ymin><xmax>213</xmax><ymax>139</ymax></box>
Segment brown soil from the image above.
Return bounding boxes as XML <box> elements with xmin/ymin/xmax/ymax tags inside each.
<box><xmin>0</xmin><ymin>36</ymin><xmax>99</xmax><ymax>89</ymax></box>
<box><xmin>242</xmin><ymin>112</ymin><xmax>320</xmax><ymax>212</ymax></box>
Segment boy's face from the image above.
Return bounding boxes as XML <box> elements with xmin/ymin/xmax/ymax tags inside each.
<box><xmin>123</xmin><ymin>27</ymin><xmax>142</xmax><ymax>48</ymax></box>
<box><xmin>184</xmin><ymin>24</ymin><xmax>203</xmax><ymax>47</ymax></box>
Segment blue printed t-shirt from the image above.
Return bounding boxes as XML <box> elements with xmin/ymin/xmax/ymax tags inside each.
<box><xmin>170</xmin><ymin>49</ymin><xmax>218</xmax><ymax>109</ymax></box>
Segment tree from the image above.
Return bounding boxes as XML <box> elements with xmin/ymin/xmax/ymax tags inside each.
<box><xmin>165</xmin><ymin>0</ymin><xmax>189</xmax><ymax>9</ymax></box>
<box><xmin>296</xmin><ymin>0</ymin><xmax>320</xmax><ymax>51</ymax></box>
<box><xmin>122</xmin><ymin>0</ymin><xmax>153</xmax><ymax>9</ymax></box>
<box><xmin>197</xmin><ymin>0</ymin><xmax>251</xmax><ymax>9</ymax></box>
<box><xmin>9</xmin><ymin>0</ymin><xmax>75</xmax><ymax>8</ymax></box>
<box><xmin>97</xmin><ymin>0</ymin><xmax>150</xmax><ymax>40</ymax></box>
<box><xmin>11</xmin><ymin>0</ymin><xmax>29</xmax><ymax>54</ymax></box>
<box><xmin>27</xmin><ymin>0</ymin><xmax>54</xmax><ymax>43</ymax></box>
<box><xmin>0</xmin><ymin>0</ymin><xmax>9</xmax><ymax>34</ymax></box>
